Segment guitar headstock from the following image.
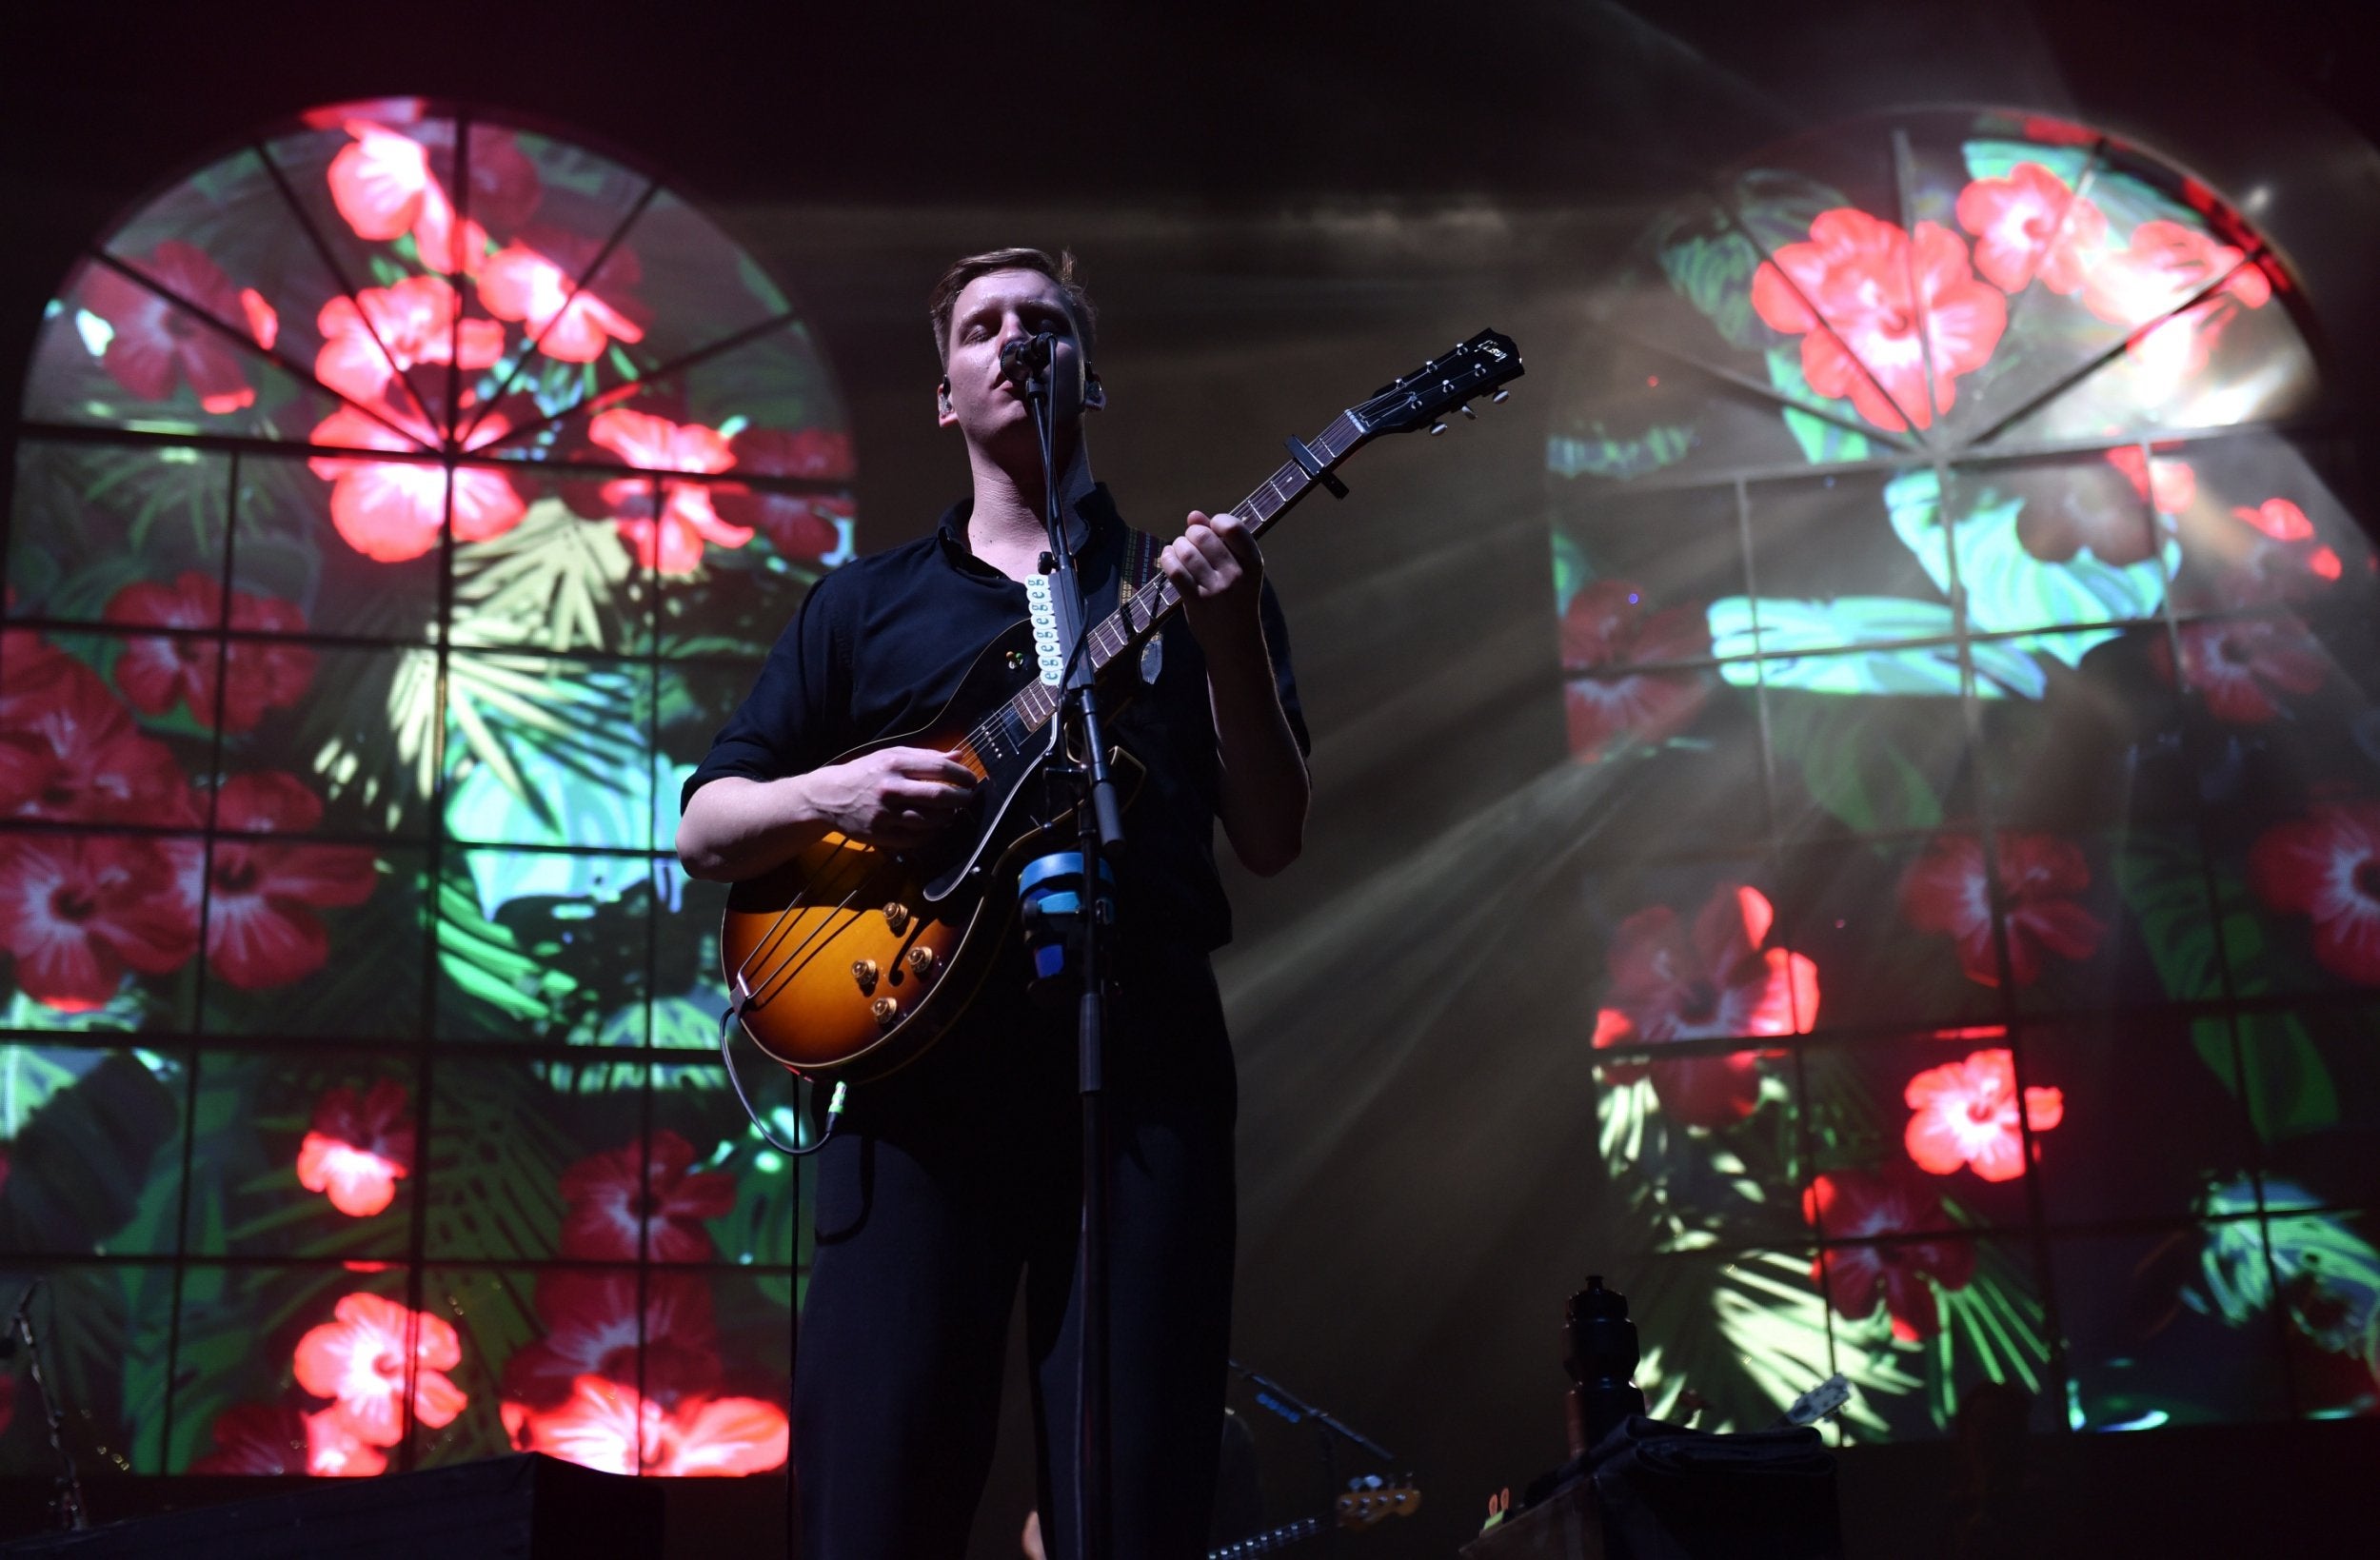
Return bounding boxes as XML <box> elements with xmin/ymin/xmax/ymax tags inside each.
<box><xmin>1352</xmin><ymin>329</ymin><xmax>1523</xmax><ymax>438</ymax></box>
<box><xmin>1781</xmin><ymin>1372</ymin><xmax>1852</xmax><ymax>1428</ymax></box>
<box><xmin>1335</xmin><ymin>1478</ymin><xmax>1421</xmax><ymax>1530</ymax></box>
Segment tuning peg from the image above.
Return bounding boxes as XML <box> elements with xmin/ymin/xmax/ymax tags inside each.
<box><xmin>1428</xmin><ymin>421</ymin><xmax>1448</xmax><ymax>436</ymax></box>
<box><xmin>1492</xmin><ymin>388</ymin><xmax>1511</xmax><ymax>403</ymax></box>
<box><xmin>1459</xmin><ymin>404</ymin><xmax>1476</xmax><ymax>420</ymax></box>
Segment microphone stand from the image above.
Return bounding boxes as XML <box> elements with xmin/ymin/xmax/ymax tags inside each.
<box><xmin>1231</xmin><ymin>1358</ymin><xmax>1397</xmax><ymax>1554</ymax></box>
<box><xmin>1016</xmin><ymin>342</ymin><xmax>1124</xmax><ymax>1560</ymax></box>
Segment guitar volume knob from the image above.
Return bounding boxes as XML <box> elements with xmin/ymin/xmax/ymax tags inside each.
<box><xmin>871</xmin><ymin>997</ymin><xmax>899</xmax><ymax>1026</ymax></box>
<box><xmin>904</xmin><ymin>945</ymin><xmax>936</xmax><ymax>977</ymax></box>
<box><xmin>883</xmin><ymin>902</ymin><xmax>910</xmax><ymax>934</ymax></box>
<box><xmin>851</xmin><ymin>959</ymin><xmax>878</xmax><ymax>993</ymax></box>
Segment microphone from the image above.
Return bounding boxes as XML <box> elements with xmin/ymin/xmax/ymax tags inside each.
<box><xmin>1000</xmin><ymin>331</ymin><xmax>1058</xmax><ymax>390</ymax></box>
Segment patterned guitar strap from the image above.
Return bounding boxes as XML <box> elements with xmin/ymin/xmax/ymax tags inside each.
<box><xmin>1120</xmin><ymin>524</ymin><xmax>1164</xmax><ymax>685</ymax></box>
<box><xmin>1021</xmin><ymin>525</ymin><xmax>1168</xmax><ymax>688</ymax></box>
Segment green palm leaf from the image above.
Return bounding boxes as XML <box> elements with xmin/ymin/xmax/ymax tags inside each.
<box><xmin>452</xmin><ymin>499</ymin><xmax>638</xmax><ymax>654</ymax></box>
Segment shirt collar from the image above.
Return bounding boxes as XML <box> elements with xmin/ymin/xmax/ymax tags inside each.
<box><xmin>935</xmin><ymin>484</ymin><xmax>1121</xmax><ymax>571</ymax></box>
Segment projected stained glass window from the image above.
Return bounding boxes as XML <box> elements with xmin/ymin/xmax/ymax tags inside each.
<box><xmin>1551</xmin><ymin>109</ymin><xmax>2380</xmax><ymax>1440</ymax></box>
<box><xmin>0</xmin><ymin>100</ymin><xmax>850</xmax><ymax>1478</ymax></box>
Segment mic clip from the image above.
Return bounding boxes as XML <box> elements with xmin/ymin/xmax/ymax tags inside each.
<box><xmin>1001</xmin><ymin>331</ymin><xmax>1058</xmax><ymax>391</ymax></box>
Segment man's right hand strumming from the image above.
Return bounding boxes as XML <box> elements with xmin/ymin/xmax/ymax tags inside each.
<box><xmin>798</xmin><ymin>746</ymin><xmax>979</xmax><ymax>849</ymax></box>
<box><xmin>677</xmin><ymin>746</ymin><xmax>976</xmax><ymax>879</ymax></box>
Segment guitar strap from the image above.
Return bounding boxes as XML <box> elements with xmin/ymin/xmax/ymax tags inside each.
<box><xmin>1120</xmin><ymin>525</ymin><xmax>1164</xmax><ymax>684</ymax></box>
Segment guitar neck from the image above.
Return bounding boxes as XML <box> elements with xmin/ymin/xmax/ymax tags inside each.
<box><xmin>978</xmin><ymin>409</ymin><xmax>1368</xmax><ymax>746</ymax></box>
<box><xmin>1101</xmin><ymin>406</ymin><xmax>1369</xmax><ymax>662</ymax></box>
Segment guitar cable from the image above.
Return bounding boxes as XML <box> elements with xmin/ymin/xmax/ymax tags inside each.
<box><xmin>719</xmin><ymin>1005</ymin><xmax>848</xmax><ymax>1156</ymax></box>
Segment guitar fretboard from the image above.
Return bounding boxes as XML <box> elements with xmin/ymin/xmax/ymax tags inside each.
<box><xmin>961</xmin><ymin>409</ymin><xmax>1364</xmax><ymax>767</ymax></box>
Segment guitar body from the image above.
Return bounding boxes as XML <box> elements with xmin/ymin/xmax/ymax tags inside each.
<box><xmin>719</xmin><ymin>620</ymin><xmax>1135</xmax><ymax>1079</ymax></box>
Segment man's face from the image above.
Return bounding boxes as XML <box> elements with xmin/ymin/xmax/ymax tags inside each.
<box><xmin>937</xmin><ymin>267</ymin><xmax>1096</xmax><ymax>453</ymax></box>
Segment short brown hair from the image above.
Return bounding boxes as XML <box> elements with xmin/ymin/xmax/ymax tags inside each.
<box><xmin>927</xmin><ymin>247</ymin><xmax>1098</xmax><ymax>366</ymax></box>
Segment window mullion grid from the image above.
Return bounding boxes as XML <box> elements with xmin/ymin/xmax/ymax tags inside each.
<box><xmin>404</xmin><ymin>100</ymin><xmax>473</xmax><ymax>1463</ymax></box>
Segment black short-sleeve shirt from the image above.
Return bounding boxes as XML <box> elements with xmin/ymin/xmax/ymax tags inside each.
<box><xmin>684</xmin><ymin>484</ymin><xmax>1308</xmax><ymax>951</ymax></box>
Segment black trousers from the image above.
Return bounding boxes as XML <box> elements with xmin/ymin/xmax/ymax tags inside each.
<box><xmin>793</xmin><ymin>942</ymin><xmax>1238</xmax><ymax>1559</ymax></box>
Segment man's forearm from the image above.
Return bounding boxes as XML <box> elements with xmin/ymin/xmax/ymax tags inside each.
<box><xmin>1205</xmin><ymin>631</ymin><xmax>1309</xmax><ymax>877</ymax></box>
<box><xmin>675</xmin><ymin>775</ymin><xmax>828</xmax><ymax>882</ymax></box>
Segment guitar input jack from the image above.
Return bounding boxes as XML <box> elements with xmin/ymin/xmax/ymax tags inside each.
<box><xmin>719</xmin><ymin>1003</ymin><xmax>847</xmax><ymax>1156</ymax></box>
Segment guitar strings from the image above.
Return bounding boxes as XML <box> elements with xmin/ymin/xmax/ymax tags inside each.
<box><xmin>731</xmin><ymin>837</ymin><xmax>877</xmax><ymax>1006</ymax></box>
<box><xmin>741</xmin><ymin>878</ymin><xmax>871</xmax><ymax>1012</ymax></box>
<box><xmin>728</xmin><ymin>834</ymin><xmax>861</xmax><ymax>986</ymax></box>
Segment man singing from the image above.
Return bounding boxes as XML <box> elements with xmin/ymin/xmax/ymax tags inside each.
<box><xmin>677</xmin><ymin>248</ymin><xmax>1311</xmax><ymax>1557</ymax></box>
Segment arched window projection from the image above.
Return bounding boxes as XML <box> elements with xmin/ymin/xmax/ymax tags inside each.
<box><xmin>1550</xmin><ymin>109</ymin><xmax>2380</xmax><ymax>1440</ymax></box>
<box><xmin>0</xmin><ymin>99</ymin><xmax>851</xmax><ymax>1477</ymax></box>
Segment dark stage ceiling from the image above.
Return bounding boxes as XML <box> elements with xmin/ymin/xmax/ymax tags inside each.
<box><xmin>8</xmin><ymin>0</ymin><xmax>2380</xmax><ymax>440</ymax></box>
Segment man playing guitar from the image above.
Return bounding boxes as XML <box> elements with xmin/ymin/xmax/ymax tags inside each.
<box><xmin>677</xmin><ymin>248</ymin><xmax>1311</xmax><ymax>1558</ymax></box>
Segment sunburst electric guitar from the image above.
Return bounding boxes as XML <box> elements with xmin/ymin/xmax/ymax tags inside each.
<box><xmin>719</xmin><ymin>329</ymin><xmax>1524</xmax><ymax>1078</ymax></box>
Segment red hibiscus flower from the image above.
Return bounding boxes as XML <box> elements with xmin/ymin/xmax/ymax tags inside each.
<box><xmin>297</xmin><ymin>1079</ymin><xmax>415</xmax><ymax>1218</ymax></box>
<box><xmin>1802</xmin><ymin>1169</ymin><xmax>1976</xmax><ymax>1342</ymax></box>
<box><xmin>187</xmin><ymin>1402</ymin><xmax>387</xmax><ymax>1477</ymax></box>
<box><xmin>1898</xmin><ymin>832</ymin><xmax>2104</xmax><ymax>986</ymax></box>
<box><xmin>102</xmin><ymin>573</ymin><xmax>315</xmax><ymax>733</ymax></box>
<box><xmin>2082</xmin><ymin>220</ymin><xmax>2271</xmax><ymax>382</ymax></box>
<box><xmin>176</xmin><ymin>772</ymin><xmax>378</xmax><ymax>991</ymax></box>
<box><xmin>0</xmin><ymin>650</ymin><xmax>191</xmax><ymax>825</ymax></box>
<box><xmin>2220</xmin><ymin>499</ymin><xmax>2345</xmax><ymax>602</ymax></box>
<box><xmin>2003</xmin><ymin>462</ymin><xmax>2162</xmax><ymax>567</ymax></box>
<box><xmin>2147</xmin><ymin>613</ymin><xmax>2326</xmax><ymax>723</ymax></box>
<box><xmin>1559</xmin><ymin>581</ymin><xmax>1711</xmax><ymax>761</ymax></box>
<box><xmin>79</xmin><ymin>242</ymin><xmax>270</xmax><ymax>414</ymax></box>
<box><xmin>557</xmin><ymin>1129</ymin><xmax>737</xmax><ymax>1263</ymax></box>
<box><xmin>585</xmin><ymin>410</ymin><xmax>747</xmax><ymax>574</ymax></box>
<box><xmin>501</xmin><ymin>1270</ymin><xmax>722</xmax><ymax>1410</ymax></box>
<box><xmin>1903</xmin><ymin>1048</ymin><xmax>2064</xmax><ymax>1183</ymax></box>
<box><xmin>711</xmin><ymin>427</ymin><xmax>856</xmax><ymax>559</ymax></box>
<box><xmin>302</xmin><ymin>1408</ymin><xmax>387</xmax><ymax>1476</ymax></box>
<box><xmin>292</xmin><ymin>1292</ymin><xmax>467</xmax><ymax>1447</ymax></box>
<box><xmin>0</xmin><ymin>835</ymin><xmax>198</xmax><ymax>1011</ymax></box>
<box><xmin>475</xmin><ymin>246</ymin><xmax>645</xmax><ymax>363</ymax></box>
<box><xmin>327</xmin><ymin>119</ymin><xmax>489</xmax><ymax>274</ymax></box>
<box><xmin>1592</xmin><ymin>883</ymin><xmax>1819</xmax><ymax>1128</ymax></box>
<box><xmin>242</xmin><ymin>288</ymin><xmax>280</xmax><ymax>352</ymax></box>
<box><xmin>513</xmin><ymin>1375</ymin><xmax>788</xmax><ymax>1477</ymax></box>
<box><xmin>2248</xmin><ymin>801</ymin><xmax>2380</xmax><ymax>986</ymax></box>
<box><xmin>307</xmin><ymin>406</ymin><xmax>527</xmax><ymax>563</ymax></box>
<box><xmin>314</xmin><ymin>274</ymin><xmax>506</xmax><ymax>411</ymax></box>
<box><xmin>1750</xmin><ymin>208</ymin><xmax>2008</xmax><ymax>432</ymax></box>
<box><xmin>1954</xmin><ymin>162</ymin><xmax>2108</xmax><ymax>296</ymax></box>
